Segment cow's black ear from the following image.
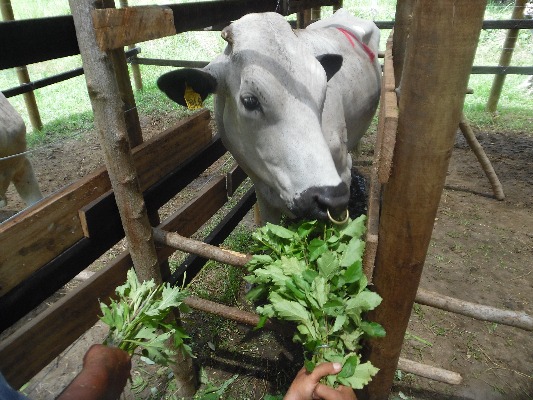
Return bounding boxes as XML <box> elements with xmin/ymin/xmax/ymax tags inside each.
<box><xmin>316</xmin><ymin>54</ymin><xmax>343</xmax><ymax>81</ymax></box>
<box><xmin>157</xmin><ymin>69</ymin><xmax>217</xmax><ymax>108</ymax></box>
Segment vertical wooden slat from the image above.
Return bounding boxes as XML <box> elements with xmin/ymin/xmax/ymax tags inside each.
<box><xmin>119</xmin><ymin>0</ymin><xmax>143</xmax><ymax>91</ymax></box>
<box><xmin>0</xmin><ymin>0</ymin><xmax>43</xmax><ymax>131</ymax></box>
<box><xmin>486</xmin><ymin>0</ymin><xmax>528</xmax><ymax>112</ymax></box>
<box><xmin>361</xmin><ymin>2</ymin><xmax>487</xmax><ymax>399</ymax></box>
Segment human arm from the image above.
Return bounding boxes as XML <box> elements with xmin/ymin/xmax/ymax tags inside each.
<box><xmin>284</xmin><ymin>362</ymin><xmax>357</xmax><ymax>400</ymax></box>
<box><xmin>57</xmin><ymin>344</ymin><xmax>131</xmax><ymax>400</ymax></box>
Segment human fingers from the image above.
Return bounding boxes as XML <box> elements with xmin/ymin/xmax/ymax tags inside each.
<box><xmin>336</xmin><ymin>385</ymin><xmax>357</xmax><ymax>400</ymax></box>
<box><xmin>313</xmin><ymin>383</ymin><xmax>357</xmax><ymax>400</ymax></box>
<box><xmin>309</xmin><ymin>362</ymin><xmax>342</xmax><ymax>382</ymax></box>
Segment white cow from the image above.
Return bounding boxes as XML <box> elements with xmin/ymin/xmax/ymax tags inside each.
<box><xmin>158</xmin><ymin>9</ymin><xmax>381</xmax><ymax>223</ymax></box>
<box><xmin>0</xmin><ymin>92</ymin><xmax>43</xmax><ymax>209</ymax></box>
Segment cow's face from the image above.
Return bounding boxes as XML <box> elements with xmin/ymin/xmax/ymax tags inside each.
<box><xmin>158</xmin><ymin>13</ymin><xmax>349</xmax><ymax>223</ymax></box>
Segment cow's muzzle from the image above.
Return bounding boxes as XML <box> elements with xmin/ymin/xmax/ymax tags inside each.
<box><xmin>292</xmin><ymin>183</ymin><xmax>350</xmax><ymax>221</ymax></box>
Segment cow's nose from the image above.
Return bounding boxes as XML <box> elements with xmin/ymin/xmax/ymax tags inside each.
<box><xmin>292</xmin><ymin>183</ymin><xmax>350</xmax><ymax>221</ymax></box>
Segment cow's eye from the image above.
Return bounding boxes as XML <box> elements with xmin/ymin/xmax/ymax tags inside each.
<box><xmin>241</xmin><ymin>95</ymin><xmax>260</xmax><ymax>111</ymax></box>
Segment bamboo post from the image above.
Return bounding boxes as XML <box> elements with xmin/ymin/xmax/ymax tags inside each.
<box><xmin>361</xmin><ymin>2</ymin><xmax>487</xmax><ymax>399</ymax></box>
<box><xmin>459</xmin><ymin>113</ymin><xmax>505</xmax><ymax>200</ymax></box>
<box><xmin>486</xmin><ymin>0</ymin><xmax>528</xmax><ymax>112</ymax></box>
<box><xmin>0</xmin><ymin>0</ymin><xmax>43</xmax><ymax>131</ymax></box>
<box><xmin>69</xmin><ymin>0</ymin><xmax>195</xmax><ymax>396</ymax></box>
<box><xmin>416</xmin><ymin>288</ymin><xmax>533</xmax><ymax>331</ymax></box>
<box><xmin>118</xmin><ymin>0</ymin><xmax>143</xmax><ymax>91</ymax></box>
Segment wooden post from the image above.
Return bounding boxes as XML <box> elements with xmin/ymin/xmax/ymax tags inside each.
<box><xmin>0</xmin><ymin>0</ymin><xmax>43</xmax><ymax>131</ymax></box>
<box><xmin>361</xmin><ymin>2</ymin><xmax>487</xmax><ymax>399</ymax></box>
<box><xmin>486</xmin><ymin>0</ymin><xmax>528</xmax><ymax>112</ymax></box>
<box><xmin>391</xmin><ymin>0</ymin><xmax>415</xmax><ymax>85</ymax></box>
<box><xmin>118</xmin><ymin>0</ymin><xmax>143</xmax><ymax>91</ymax></box>
<box><xmin>69</xmin><ymin>0</ymin><xmax>196</xmax><ymax>395</ymax></box>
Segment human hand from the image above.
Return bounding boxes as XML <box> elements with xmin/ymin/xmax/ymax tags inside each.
<box><xmin>58</xmin><ymin>344</ymin><xmax>131</xmax><ymax>400</ymax></box>
<box><xmin>284</xmin><ymin>362</ymin><xmax>357</xmax><ymax>400</ymax></box>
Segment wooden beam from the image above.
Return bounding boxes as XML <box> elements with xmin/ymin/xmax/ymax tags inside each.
<box><xmin>0</xmin><ymin>163</ymin><xmax>239</xmax><ymax>389</ymax></box>
<box><xmin>0</xmin><ymin>111</ymin><xmax>211</xmax><ymax>297</ymax></box>
<box><xmin>93</xmin><ymin>6</ymin><xmax>176</xmax><ymax>51</ymax></box>
<box><xmin>91</xmin><ymin>0</ymin><xmax>340</xmax><ymax>50</ymax></box>
<box><xmin>362</xmin><ymin>2</ymin><xmax>487</xmax><ymax>399</ymax></box>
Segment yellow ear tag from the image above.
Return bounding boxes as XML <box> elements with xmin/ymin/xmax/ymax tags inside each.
<box><xmin>184</xmin><ymin>83</ymin><xmax>203</xmax><ymax>110</ymax></box>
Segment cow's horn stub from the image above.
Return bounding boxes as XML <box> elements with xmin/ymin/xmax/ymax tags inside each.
<box><xmin>221</xmin><ymin>26</ymin><xmax>233</xmax><ymax>44</ymax></box>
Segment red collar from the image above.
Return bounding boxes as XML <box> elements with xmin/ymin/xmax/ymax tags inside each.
<box><xmin>337</xmin><ymin>27</ymin><xmax>375</xmax><ymax>62</ymax></box>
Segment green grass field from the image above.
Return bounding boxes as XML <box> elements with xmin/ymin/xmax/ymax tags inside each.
<box><xmin>0</xmin><ymin>0</ymin><xmax>531</xmax><ymax>144</ymax></box>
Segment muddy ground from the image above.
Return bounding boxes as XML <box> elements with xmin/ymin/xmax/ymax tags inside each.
<box><xmin>0</xmin><ymin>110</ymin><xmax>531</xmax><ymax>399</ymax></box>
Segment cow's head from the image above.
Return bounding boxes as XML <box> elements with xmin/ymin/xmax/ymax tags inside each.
<box><xmin>158</xmin><ymin>13</ymin><xmax>349</xmax><ymax>223</ymax></box>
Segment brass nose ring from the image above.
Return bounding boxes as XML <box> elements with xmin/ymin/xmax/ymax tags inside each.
<box><xmin>327</xmin><ymin>208</ymin><xmax>349</xmax><ymax>225</ymax></box>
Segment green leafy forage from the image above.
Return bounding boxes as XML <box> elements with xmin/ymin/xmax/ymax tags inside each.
<box><xmin>245</xmin><ymin>216</ymin><xmax>385</xmax><ymax>389</ymax></box>
<box><xmin>99</xmin><ymin>269</ymin><xmax>193</xmax><ymax>366</ymax></box>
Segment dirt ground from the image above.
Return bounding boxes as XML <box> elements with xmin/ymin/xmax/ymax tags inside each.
<box><xmin>0</xmin><ymin>111</ymin><xmax>531</xmax><ymax>399</ymax></box>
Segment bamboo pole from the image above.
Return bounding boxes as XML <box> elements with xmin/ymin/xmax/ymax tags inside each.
<box><xmin>416</xmin><ymin>288</ymin><xmax>533</xmax><ymax>331</ymax></box>
<box><xmin>396</xmin><ymin>358</ymin><xmax>462</xmax><ymax>385</ymax></box>
<box><xmin>361</xmin><ymin>2</ymin><xmax>487</xmax><ymax>399</ymax></box>
<box><xmin>69</xmin><ymin>0</ymin><xmax>196</xmax><ymax>396</ymax></box>
<box><xmin>183</xmin><ymin>296</ymin><xmax>463</xmax><ymax>385</ymax></box>
<box><xmin>459</xmin><ymin>113</ymin><xmax>505</xmax><ymax>200</ymax></box>
<box><xmin>153</xmin><ymin>228</ymin><xmax>252</xmax><ymax>267</ymax></box>
<box><xmin>118</xmin><ymin>0</ymin><xmax>143</xmax><ymax>91</ymax></box>
<box><xmin>0</xmin><ymin>0</ymin><xmax>43</xmax><ymax>131</ymax></box>
<box><xmin>486</xmin><ymin>0</ymin><xmax>528</xmax><ymax>112</ymax></box>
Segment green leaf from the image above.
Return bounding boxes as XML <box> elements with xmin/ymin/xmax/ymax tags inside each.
<box><xmin>331</xmin><ymin>315</ymin><xmax>347</xmax><ymax>334</ymax></box>
<box><xmin>245</xmin><ymin>285</ymin><xmax>267</xmax><ymax>302</ymax></box>
<box><xmin>360</xmin><ymin>321</ymin><xmax>386</xmax><ymax>338</ymax></box>
<box><xmin>343</xmin><ymin>260</ymin><xmax>363</xmax><ymax>284</ymax></box>
<box><xmin>316</xmin><ymin>250</ymin><xmax>339</xmax><ymax>279</ymax></box>
<box><xmin>346</xmin><ymin>291</ymin><xmax>383</xmax><ymax>314</ymax></box>
<box><xmin>285</xmin><ymin>279</ymin><xmax>306</xmax><ymax>301</ymax></box>
<box><xmin>304</xmin><ymin>359</ymin><xmax>316</xmax><ymax>372</ymax></box>
<box><xmin>337</xmin><ymin>361</ymin><xmax>379</xmax><ymax>389</ymax></box>
<box><xmin>279</xmin><ymin>256</ymin><xmax>307</xmax><ymax>276</ymax></box>
<box><xmin>308</xmin><ymin>238</ymin><xmax>328</xmax><ymax>262</ymax></box>
<box><xmin>271</xmin><ymin>294</ymin><xmax>312</xmax><ymax>325</ymax></box>
<box><xmin>266</xmin><ymin>222</ymin><xmax>297</xmax><ymax>239</ymax></box>
<box><xmin>339</xmin><ymin>215</ymin><xmax>367</xmax><ymax>239</ymax></box>
<box><xmin>302</xmin><ymin>269</ymin><xmax>319</xmax><ymax>284</ymax></box>
<box><xmin>340</xmin><ymin>238</ymin><xmax>365</xmax><ymax>267</ymax></box>
<box><xmin>338</xmin><ymin>354</ymin><xmax>359</xmax><ymax>378</ymax></box>
<box><xmin>311</xmin><ymin>276</ymin><xmax>328</xmax><ymax>308</ymax></box>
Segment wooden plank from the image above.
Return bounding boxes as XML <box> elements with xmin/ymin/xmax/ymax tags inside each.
<box><xmin>1</xmin><ymin>136</ymin><xmax>222</xmax><ymax>332</ymax></box>
<box><xmin>93</xmin><ymin>6</ymin><xmax>176</xmax><ymax>51</ymax></box>
<box><xmin>92</xmin><ymin>0</ymin><xmax>340</xmax><ymax>50</ymax></box>
<box><xmin>377</xmin><ymin>91</ymin><xmax>398</xmax><ymax>184</ymax></box>
<box><xmin>0</xmin><ymin>166</ymin><xmax>236</xmax><ymax>388</ymax></box>
<box><xmin>0</xmin><ymin>251</ymin><xmax>133</xmax><ymax>389</ymax></box>
<box><xmin>0</xmin><ymin>110</ymin><xmax>211</xmax><ymax>297</ymax></box>
<box><xmin>80</xmin><ymin>137</ymin><xmax>226</xmax><ymax>239</ymax></box>
<box><xmin>226</xmin><ymin>164</ymin><xmax>247</xmax><ymax>197</ymax></box>
<box><xmin>0</xmin><ymin>16</ymin><xmax>79</xmax><ymax>70</ymax></box>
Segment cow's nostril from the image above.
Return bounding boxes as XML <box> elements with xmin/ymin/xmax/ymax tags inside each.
<box><xmin>293</xmin><ymin>183</ymin><xmax>350</xmax><ymax>220</ymax></box>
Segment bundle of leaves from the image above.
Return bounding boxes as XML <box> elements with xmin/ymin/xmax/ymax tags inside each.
<box><xmin>245</xmin><ymin>215</ymin><xmax>385</xmax><ymax>389</ymax></box>
<box><xmin>99</xmin><ymin>269</ymin><xmax>193</xmax><ymax>366</ymax></box>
